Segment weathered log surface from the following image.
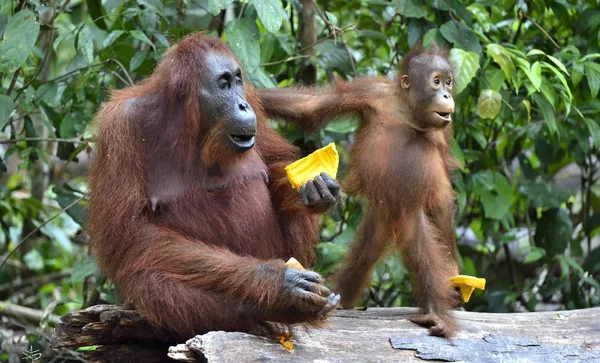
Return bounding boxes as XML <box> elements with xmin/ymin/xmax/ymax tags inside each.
<box><xmin>51</xmin><ymin>305</ymin><xmax>600</xmax><ymax>362</ymax></box>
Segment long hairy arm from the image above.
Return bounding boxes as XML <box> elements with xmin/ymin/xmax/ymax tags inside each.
<box><xmin>256</xmin><ymin>77</ymin><xmax>388</xmax><ymax>132</ymax></box>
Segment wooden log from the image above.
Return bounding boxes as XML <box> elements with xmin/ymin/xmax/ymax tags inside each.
<box><xmin>50</xmin><ymin>305</ymin><xmax>600</xmax><ymax>362</ymax></box>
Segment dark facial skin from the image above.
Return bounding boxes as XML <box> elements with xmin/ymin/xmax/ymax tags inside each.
<box><xmin>400</xmin><ymin>54</ymin><xmax>455</xmax><ymax>130</ymax></box>
<box><xmin>199</xmin><ymin>52</ymin><xmax>256</xmax><ymax>152</ymax></box>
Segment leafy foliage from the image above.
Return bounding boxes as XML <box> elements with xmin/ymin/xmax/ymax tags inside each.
<box><xmin>1</xmin><ymin>2</ymin><xmax>599</xmax><ymax>356</ymax></box>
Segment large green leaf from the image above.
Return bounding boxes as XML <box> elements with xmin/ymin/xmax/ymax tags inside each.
<box><xmin>395</xmin><ymin>0</ymin><xmax>427</xmax><ymax>19</ymax></box>
<box><xmin>53</xmin><ymin>185</ymin><xmax>87</xmax><ymax>226</ymax></box>
<box><xmin>208</xmin><ymin>0</ymin><xmax>234</xmax><ymax>16</ymax></box>
<box><xmin>520</xmin><ymin>181</ymin><xmax>570</xmax><ymax>209</ymax></box>
<box><xmin>0</xmin><ymin>95</ymin><xmax>15</xmax><ymax>130</ymax></box>
<box><xmin>527</xmin><ymin>61</ymin><xmax>542</xmax><ymax>91</ymax></box>
<box><xmin>486</xmin><ymin>44</ymin><xmax>514</xmax><ymax>83</ymax></box>
<box><xmin>0</xmin><ymin>10</ymin><xmax>40</xmax><ymax>73</ymax></box>
<box><xmin>86</xmin><ymin>0</ymin><xmax>107</xmax><ymax>30</ymax></box>
<box><xmin>76</xmin><ymin>27</ymin><xmax>94</xmax><ymax>65</ymax></box>
<box><xmin>253</xmin><ymin>0</ymin><xmax>286</xmax><ymax>33</ymax></box>
<box><xmin>584</xmin><ymin>61</ymin><xmax>600</xmax><ymax>98</ymax></box>
<box><xmin>477</xmin><ymin>89</ymin><xmax>501</xmax><ymax>119</ymax></box>
<box><xmin>440</xmin><ymin>21</ymin><xmax>481</xmax><ymax>55</ymax></box>
<box><xmin>532</xmin><ymin>93</ymin><xmax>556</xmax><ymax>134</ymax></box>
<box><xmin>449</xmin><ymin>48</ymin><xmax>480</xmax><ymax>94</ymax></box>
<box><xmin>471</xmin><ymin>170</ymin><xmax>513</xmax><ymax>220</ymax></box>
<box><xmin>226</xmin><ymin>18</ymin><xmax>260</xmax><ymax>74</ymax></box>
<box><xmin>466</xmin><ymin>3</ymin><xmax>490</xmax><ymax>31</ymax></box>
<box><xmin>534</xmin><ymin>208</ymin><xmax>572</xmax><ymax>257</ymax></box>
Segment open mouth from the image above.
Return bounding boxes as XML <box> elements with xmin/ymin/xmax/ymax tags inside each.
<box><xmin>228</xmin><ymin>133</ymin><xmax>255</xmax><ymax>151</ymax></box>
<box><xmin>434</xmin><ymin>111</ymin><xmax>452</xmax><ymax>122</ymax></box>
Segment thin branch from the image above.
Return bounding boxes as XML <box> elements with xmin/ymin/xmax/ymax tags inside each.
<box><xmin>261</xmin><ymin>55</ymin><xmax>312</xmax><ymax>67</ymax></box>
<box><xmin>0</xmin><ymin>196</ymin><xmax>85</xmax><ymax>270</ymax></box>
<box><xmin>39</xmin><ymin>62</ymin><xmax>109</xmax><ymax>85</ymax></box>
<box><xmin>110</xmin><ymin>58</ymin><xmax>134</xmax><ymax>85</ymax></box>
<box><xmin>311</xmin><ymin>0</ymin><xmax>356</xmax><ymax>77</ymax></box>
<box><xmin>0</xmin><ymin>301</ymin><xmax>60</xmax><ymax>325</ymax></box>
<box><xmin>237</xmin><ymin>1</ymin><xmax>247</xmax><ymax>19</ymax></box>
<box><xmin>524</xmin><ymin>13</ymin><xmax>561</xmax><ymax>50</ymax></box>
<box><xmin>0</xmin><ymin>137</ymin><xmax>89</xmax><ymax>144</ymax></box>
<box><xmin>6</xmin><ymin>69</ymin><xmax>20</xmax><ymax>96</ymax></box>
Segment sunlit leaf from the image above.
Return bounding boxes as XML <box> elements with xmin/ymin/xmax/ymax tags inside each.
<box><xmin>524</xmin><ymin>246</ymin><xmax>546</xmax><ymax>263</ymax></box>
<box><xmin>253</xmin><ymin>0</ymin><xmax>286</xmax><ymax>33</ymax></box>
<box><xmin>477</xmin><ymin>89</ymin><xmax>501</xmax><ymax>119</ymax></box>
<box><xmin>449</xmin><ymin>48</ymin><xmax>480</xmax><ymax>94</ymax></box>
<box><xmin>527</xmin><ymin>61</ymin><xmax>542</xmax><ymax>91</ymax></box>
<box><xmin>486</xmin><ymin>44</ymin><xmax>514</xmax><ymax>82</ymax></box>
<box><xmin>208</xmin><ymin>0</ymin><xmax>234</xmax><ymax>16</ymax></box>
<box><xmin>130</xmin><ymin>30</ymin><xmax>155</xmax><ymax>50</ymax></box>
<box><xmin>466</xmin><ymin>4</ymin><xmax>490</xmax><ymax>31</ymax></box>
<box><xmin>77</xmin><ymin>28</ymin><xmax>94</xmax><ymax>65</ymax></box>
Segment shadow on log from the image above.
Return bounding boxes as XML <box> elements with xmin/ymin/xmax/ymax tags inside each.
<box><xmin>51</xmin><ymin>304</ymin><xmax>600</xmax><ymax>362</ymax></box>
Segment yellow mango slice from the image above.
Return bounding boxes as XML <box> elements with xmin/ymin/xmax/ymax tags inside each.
<box><xmin>449</xmin><ymin>275</ymin><xmax>486</xmax><ymax>303</ymax></box>
<box><xmin>278</xmin><ymin>333</ymin><xmax>294</xmax><ymax>351</ymax></box>
<box><xmin>285</xmin><ymin>257</ymin><xmax>305</xmax><ymax>271</ymax></box>
<box><xmin>285</xmin><ymin>143</ymin><xmax>339</xmax><ymax>191</ymax></box>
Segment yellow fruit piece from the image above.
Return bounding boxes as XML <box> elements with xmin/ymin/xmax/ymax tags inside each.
<box><xmin>285</xmin><ymin>257</ymin><xmax>305</xmax><ymax>271</ymax></box>
<box><xmin>449</xmin><ymin>275</ymin><xmax>486</xmax><ymax>303</ymax></box>
<box><xmin>285</xmin><ymin>143</ymin><xmax>339</xmax><ymax>191</ymax></box>
<box><xmin>278</xmin><ymin>333</ymin><xmax>294</xmax><ymax>351</ymax></box>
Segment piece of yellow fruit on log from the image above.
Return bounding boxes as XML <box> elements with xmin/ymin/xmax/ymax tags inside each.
<box><xmin>449</xmin><ymin>275</ymin><xmax>486</xmax><ymax>303</ymax></box>
<box><xmin>279</xmin><ymin>333</ymin><xmax>294</xmax><ymax>351</ymax></box>
<box><xmin>285</xmin><ymin>257</ymin><xmax>305</xmax><ymax>271</ymax></box>
<box><xmin>285</xmin><ymin>143</ymin><xmax>339</xmax><ymax>191</ymax></box>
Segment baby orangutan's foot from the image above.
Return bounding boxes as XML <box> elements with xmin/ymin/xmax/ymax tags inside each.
<box><xmin>410</xmin><ymin>312</ymin><xmax>455</xmax><ymax>338</ymax></box>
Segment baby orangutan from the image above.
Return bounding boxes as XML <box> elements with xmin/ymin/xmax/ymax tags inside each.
<box><xmin>258</xmin><ymin>44</ymin><xmax>463</xmax><ymax>337</ymax></box>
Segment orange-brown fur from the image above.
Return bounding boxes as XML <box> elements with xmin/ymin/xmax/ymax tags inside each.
<box><xmin>87</xmin><ymin>34</ymin><xmax>329</xmax><ymax>342</ymax></box>
<box><xmin>258</xmin><ymin>46</ymin><xmax>462</xmax><ymax>337</ymax></box>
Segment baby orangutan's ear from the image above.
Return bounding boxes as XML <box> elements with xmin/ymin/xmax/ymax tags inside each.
<box><xmin>400</xmin><ymin>75</ymin><xmax>410</xmax><ymax>89</ymax></box>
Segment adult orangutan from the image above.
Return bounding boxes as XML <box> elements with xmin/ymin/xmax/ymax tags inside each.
<box><xmin>257</xmin><ymin>44</ymin><xmax>463</xmax><ymax>337</ymax></box>
<box><xmin>87</xmin><ymin>33</ymin><xmax>341</xmax><ymax>341</ymax></box>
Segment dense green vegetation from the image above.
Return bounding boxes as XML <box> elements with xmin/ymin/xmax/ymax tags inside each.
<box><xmin>1</xmin><ymin>0</ymin><xmax>599</xmax><ymax>359</ymax></box>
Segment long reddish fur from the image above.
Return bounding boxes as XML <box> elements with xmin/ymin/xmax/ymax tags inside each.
<box><xmin>258</xmin><ymin>46</ymin><xmax>462</xmax><ymax>337</ymax></box>
<box><xmin>87</xmin><ymin>33</ymin><xmax>325</xmax><ymax>341</ymax></box>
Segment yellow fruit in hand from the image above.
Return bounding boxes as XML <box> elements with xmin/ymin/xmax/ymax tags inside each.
<box><xmin>285</xmin><ymin>257</ymin><xmax>305</xmax><ymax>271</ymax></box>
<box><xmin>285</xmin><ymin>143</ymin><xmax>339</xmax><ymax>191</ymax></box>
<box><xmin>278</xmin><ymin>333</ymin><xmax>294</xmax><ymax>351</ymax></box>
<box><xmin>449</xmin><ymin>275</ymin><xmax>486</xmax><ymax>303</ymax></box>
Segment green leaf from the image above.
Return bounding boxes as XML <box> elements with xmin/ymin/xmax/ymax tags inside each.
<box><xmin>395</xmin><ymin>0</ymin><xmax>427</xmax><ymax>19</ymax></box>
<box><xmin>77</xmin><ymin>28</ymin><xmax>94</xmax><ymax>65</ymax></box>
<box><xmin>0</xmin><ymin>95</ymin><xmax>15</xmax><ymax>130</ymax></box>
<box><xmin>584</xmin><ymin>62</ymin><xmax>600</xmax><ymax>98</ymax></box>
<box><xmin>526</xmin><ymin>49</ymin><xmax>545</xmax><ymax>57</ymax></box>
<box><xmin>325</xmin><ymin>11</ymin><xmax>338</xmax><ymax>26</ymax></box>
<box><xmin>86</xmin><ymin>0</ymin><xmax>107</xmax><ymax>30</ymax></box>
<box><xmin>70</xmin><ymin>256</ymin><xmax>98</xmax><ymax>285</ymax></box>
<box><xmin>53</xmin><ymin>185</ymin><xmax>87</xmax><ymax>226</ymax></box>
<box><xmin>522</xmin><ymin>99</ymin><xmax>531</xmax><ymax>122</ymax></box>
<box><xmin>534</xmin><ymin>208</ymin><xmax>573</xmax><ymax>257</ymax></box>
<box><xmin>524</xmin><ymin>246</ymin><xmax>546</xmax><ymax>263</ymax></box>
<box><xmin>422</xmin><ymin>28</ymin><xmax>448</xmax><ymax>49</ymax></box>
<box><xmin>466</xmin><ymin>4</ymin><xmax>490</xmax><ymax>31</ymax></box>
<box><xmin>208</xmin><ymin>0</ymin><xmax>234</xmax><ymax>16</ymax></box>
<box><xmin>486</xmin><ymin>44</ymin><xmax>514</xmax><ymax>82</ymax></box>
<box><xmin>527</xmin><ymin>61</ymin><xmax>542</xmax><ymax>91</ymax></box>
<box><xmin>130</xmin><ymin>30</ymin><xmax>155</xmax><ymax>50</ymax></box>
<box><xmin>541</xmin><ymin>61</ymin><xmax>572</xmax><ymax>101</ymax></box>
<box><xmin>253</xmin><ymin>0</ymin><xmax>286</xmax><ymax>33</ymax></box>
<box><xmin>477</xmin><ymin>89</ymin><xmax>502</xmax><ymax>119</ymax></box>
<box><xmin>449</xmin><ymin>49</ymin><xmax>480</xmax><ymax>94</ymax></box>
<box><xmin>520</xmin><ymin>181</ymin><xmax>570</xmax><ymax>209</ymax></box>
<box><xmin>130</xmin><ymin>50</ymin><xmax>147</xmax><ymax>71</ymax></box>
<box><xmin>471</xmin><ymin>170</ymin><xmax>513</xmax><ymax>220</ymax></box>
<box><xmin>440</xmin><ymin>21</ymin><xmax>481</xmax><ymax>55</ymax></box>
<box><xmin>325</xmin><ymin>118</ymin><xmax>357</xmax><ymax>133</ymax></box>
<box><xmin>450</xmin><ymin>138</ymin><xmax>464</xmax><ymax>167</ymax></box>
<box><xmin>584</xmin><ymin>118</ymin><xmax>600</xmax><ymax>148</ymax></box>
<box><xmin>545</xmin><ymin>55</ymin><xmax>568</xmax><ymax>75</ymax></box>
<box><xmin>103</xmin><ymin>30</ymin><xmax>125</xmax><ymax>48</ymax></box>
<box><xmin>225</xmin><ymin>18</ymin><xmax>260</xmax><ymax>74</ymax></box>
<box><xmin>532</xmin><ymin>93</ymin><xmax>556</xmax><ymax>134</ymax></box>
<box><xmin>0</xmin><ymin>10</ymin><xmax>40</xmax><ymax>73</ymax></box>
